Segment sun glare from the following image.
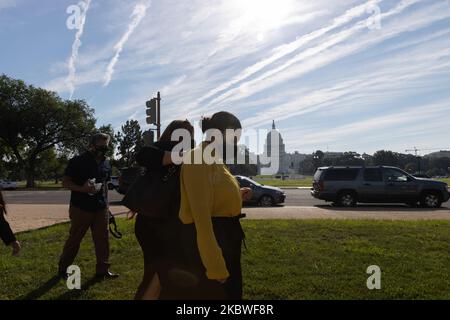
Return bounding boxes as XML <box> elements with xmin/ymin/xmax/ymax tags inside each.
<box><xmin>230</xmin><ymin>0</ymin><xmax>295</xmax><ymax>39</ymax></box>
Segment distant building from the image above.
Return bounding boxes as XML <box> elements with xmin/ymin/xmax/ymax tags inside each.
<box><xmin>424</xmin><ymin>150</ymin><xmax>450</xmax><ymax>158</ymax></box>
<box><xmin>258</xmin><ymin>120</ymin><xmax>307</xmax><ymax>175</ymax></box>
<box><xmin>322</xmin><ymin>152</ymin><xmax>343</xmax><ymax>159</ymax></box>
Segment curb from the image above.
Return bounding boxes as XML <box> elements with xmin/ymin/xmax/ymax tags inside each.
<box><xmin>280</xmin><ymin>187</ymin><xmax>312</xmax><ymax>190</ymax></box>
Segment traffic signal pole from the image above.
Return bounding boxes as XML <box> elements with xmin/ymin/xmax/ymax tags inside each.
<box><xmin>145</xmin><ymin>92</ymin><xmax>161</xmax><ymax>143</ymax></box>
<box><xmin>157</xmin><ymin>91</ymin><xmax>161</xmax><ymax>140</ymax></box>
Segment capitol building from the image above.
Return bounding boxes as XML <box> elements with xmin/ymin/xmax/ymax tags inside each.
<box><xmin>257</xmin><ymin>121</ymin><xmax>307</xmax><ymax>175</ymax></box>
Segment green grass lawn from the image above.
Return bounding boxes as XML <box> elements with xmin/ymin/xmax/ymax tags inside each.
<box><xmin>254</xmin><ymin>178</ymin><xmax>313</xmax><ymax>187</ymax></box>
<box><xmin>256</xmin><ymin>177</ymin><xmax>450</xmax><ymax>188</ymax></box>
<box><xmin>1</xmin><ymin>219</ymin><xmax>450</xmax><ymax>300</ymax></box>
<box><xmin>17</xmin><ymin>181</ymin><xmax>63</xmax><ymax>189</ymax></box>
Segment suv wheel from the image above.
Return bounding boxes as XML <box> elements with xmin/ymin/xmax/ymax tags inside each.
<box><xmin>258</xmin><ymin>195</ymin><xmax>274</xmax><ymax>207</ymax></box>
<box><xmin>337</xmin><ymin>191</ymin><xmax>357</xmax><ymax>207</ymax></box>
<box><xmin>421</xmin><ymin>192</ymin><xmax>442</xmax><ymax>208</ymax></box>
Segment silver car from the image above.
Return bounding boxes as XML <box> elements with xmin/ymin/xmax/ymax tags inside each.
<box><xmin>235</xmin><ymin>176</ymin><xmax>286</xmax><ymax>207</ymax></box>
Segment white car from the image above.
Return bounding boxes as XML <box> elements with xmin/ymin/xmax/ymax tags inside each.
<box><xmin>107</xmin><ymin>176</ymin><xmax>119</xmax><ymax>190</ymax></box>
<box><xmin>0</xmin><ymin>179</ymin><xmax>18</xmax><ymax>190</ymax></box>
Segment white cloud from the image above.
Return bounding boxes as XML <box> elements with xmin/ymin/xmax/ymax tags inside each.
<box><xmin>0</xmin><ymin>0</ymin><xmax>15</xmax><ymax>11</ymax></box>
<box><xmin>103</xmin><ymin>0</ymin><xmax>151</xmax><ymax>86</ymax></box>
<box><xmin>35</xmin><ymin>0</ymin><xmax>450</xmax><ymax>154</ymax></box>
<box><xmin>196</xmin><ymin>0</ymin><xmax>384</xmax><ymax>105</ymax></box>
<box><xmin>66</xmin><ymin>0</ymin><xmax>92</xmax><ymax>99</ymax></box>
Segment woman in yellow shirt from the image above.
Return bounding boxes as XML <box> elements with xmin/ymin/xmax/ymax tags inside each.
<box><xmin>179</xmin><ymin>111</ymin><xmax>251</xmax><ymax>300</ymax></box>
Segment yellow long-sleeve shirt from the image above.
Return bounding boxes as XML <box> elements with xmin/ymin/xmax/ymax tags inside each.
<box><xmin>179</xmin><ymin>143</ymin><xmax>242</xmax><ymax>280</ymax></box>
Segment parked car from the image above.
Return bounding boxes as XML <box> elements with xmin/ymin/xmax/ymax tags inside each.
<box><xmin>235</xmin><ymin>175</ymin><xmax>286</xmax><ymax>207</ymax></box>
<box><xmin>311</xmin><ymin>166</ymin><xmax>449</xmax><ymax>208</ymax></box>
<box><xmin>117</xmin><ymin>167</ymin><xmax>143</xmax><ymax>195</ymax></box>
<box><xmin>0</xmin><ymin>179</ymin><xmax>18</xmax><ymax>190</ymax></box>
<box><xmin>107</xmin><ymin>176</ymin><xmax>119</xmax><ymax>191</ymax></box>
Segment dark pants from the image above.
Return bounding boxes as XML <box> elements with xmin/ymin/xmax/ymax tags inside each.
<box><xmin>134</xmin><ymin>214</ymin><xmax>191</xmax><ymax>300</ymax></box>
<box><xmin>58</xmin><ymin>206</ymin><xmax>110</xmax><ymax>274</ymax></box>
<box><xmin>181</xmin><ymin>215</ymin><xmax>245</xmax><ymax>300</ymax></box>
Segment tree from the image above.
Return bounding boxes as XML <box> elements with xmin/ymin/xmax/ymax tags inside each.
<box><xmin>404</xmin><ymin>162</ymin><xmax>418</xmax><ymax>174</ymax></box>
<box><xmin>372</xmin><ymin>150</ymin><xmax>399</xmax><ymax>167</ymax></box>
<box><xmin>98</xmin><ymin>124</ymin><xmax>117</xmax><ymax>160</ymax></box>
<box><xmin>228</xmin><ymin>146</ymin><xmax>258</xmax><ymax>177</ymax></box>
<box><xmin>332</xmin><ymin>152</ymin><xmax>365</xmax><ymax>166</ymax></box>
<box><xmin>312</xmin><ymin>150</ymin><xmax>324</xmax><ymax>169</ymax></box>
<box><xmin>0</xmin><ymin>75</ymin><xmax>96</xmax><ymax>187</ymax></box>
<box><xmin>0</xmin><ymin>143</ymin><xmax>8</xmax><ymax>178</ymax></box>
<box><xmin>115</xmin><ymin>120</ymin><xmax>144</xmax><ymax>168</ymax></box>
<box><xmin>34</xmin><ymin>148</ymin><xmax>68</xmax><ymax>183</ymax></box>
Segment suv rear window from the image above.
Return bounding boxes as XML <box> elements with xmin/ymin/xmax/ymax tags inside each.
<box><xmin>313</xmin><ymin>169</ymin><xmax>324</xmax><ymax>181</ymax></box>
<box><xmin>323</xmin><ymin>169</ymin><xmax>359</xmax><ymax>181</ymax></box>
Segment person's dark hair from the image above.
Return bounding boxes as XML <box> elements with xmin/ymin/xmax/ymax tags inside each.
<box><xmin>159</xmin><ymin>120</ymin><xmax>194</xmax><ymax>143</ymax></box>
<box><xmin>0</xmin><ymin>190</ymin><xmax>6</xmax><ymax>216</ymax></box>
<box><xmin>89</xmin><ymin>133</ymin><xmax>110</xmax><ymax>146</ymax></box>
<box><xmin>200</xmin><ymin>111</ymin><xmax>241</xmax><ymax>133</ymax></box>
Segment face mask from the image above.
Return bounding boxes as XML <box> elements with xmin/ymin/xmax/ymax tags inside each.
<box><xmin>95</xmin><ymin>146</ymin><xmax>108</xmax><ymax>156</ymax></box>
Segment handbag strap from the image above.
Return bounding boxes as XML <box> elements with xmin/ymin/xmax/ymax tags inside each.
<box><xmin>161</xmin><ymin>165</ymin><xmax>179</xmax><ymax>182</ymax></box>
<box><xmin>108</xmin><ymin>210</ymin><xmax>123</xmax><ymax>239</ymax></box>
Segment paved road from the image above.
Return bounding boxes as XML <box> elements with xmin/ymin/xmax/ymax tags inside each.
<box><xmin>3</xmin><ymin>189</ymin><xmax>450</xmax><ymax>209</ymax></box>
<box><xmin>4</xmin><ymin>189</ymin><xmax>450</xmax><ymax>233</ymax></box>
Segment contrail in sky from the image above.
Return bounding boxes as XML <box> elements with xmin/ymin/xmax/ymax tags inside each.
<box><xmin>67</xmin><ymin>0</ymin><xmax>92</xmax><ymax>99</ymax></box>
<box><xmin>103</xmin><ymin>1</ymin><xmax>151</xmax><ymax>86</ymax></box>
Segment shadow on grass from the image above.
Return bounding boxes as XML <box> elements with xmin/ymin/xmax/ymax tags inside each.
<box><xmin>20</xmin><ymin>276</ymin><xmax>62</xmax><ymax>300</ymax></box>
<box><xmin>20</xmin><ymin>276</ymin><xmax>103</xmax><ymax>300</ymax></box>
<box><xmin>54</xmin><ymin>276</ymin><xmax>102</xmax><ymax>300</ymax></box>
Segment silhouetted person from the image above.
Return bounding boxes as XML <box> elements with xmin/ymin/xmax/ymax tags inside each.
<box><xmin>0</xmin><ymin>190</ymin><xmax>21</xmax><ymax>256</ymax></box>
<box><xmin>133</xmin><ymin>120</ymin><xmax>195</xmax><ymax>300</ymax></box>
<box><xmin>179</xmin><ymin>111</ymin><xmax>252</xmax><ymax>300</ymax></box>
<box><xmin>58</xmin><ymin>133</ymin><xmax>118</xmax><ymax>280</ymax></box>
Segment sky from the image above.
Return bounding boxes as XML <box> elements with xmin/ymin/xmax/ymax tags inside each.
<box><xmin>1</xmin><ymin>0</ymin><xmax>450</xmax><ymax>156</ymax></box>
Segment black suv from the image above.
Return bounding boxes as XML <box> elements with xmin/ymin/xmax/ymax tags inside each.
<box><xmin>311</xmin><ymin>166</ymin><xmax>449</xmax><ymax>208</ymax></box>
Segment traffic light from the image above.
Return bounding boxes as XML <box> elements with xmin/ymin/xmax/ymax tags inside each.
<box><xmin>143</xmin><ymin>130</ymin><xmax>154</xmax><ymax>146</ymax></box>
<box><xmin>146</xmin><ymin>98</ymin><xmax>157</xmax><ymax>125</ymax></box>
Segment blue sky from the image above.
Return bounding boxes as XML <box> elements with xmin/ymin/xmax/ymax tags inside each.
<box><xmin>1</xmin><ymin>0</ymin><xmax>450</xmax><ymax>155</ymax></box>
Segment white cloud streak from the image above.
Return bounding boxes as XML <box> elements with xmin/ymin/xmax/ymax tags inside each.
<box><xmin>66</xmin><ymin>0</ymin><xmax>92</xmax><ymax>99</ymax></box>
<box><xmin>197</xmin><ymin>0</ymin><xmax>384</xmax><ymax>105</ymax></box>
<box><xmin>207</xmin><ymin>0</ymin><xmax>426</xmax><ymax>109</ymax></box>
<box><xmin>102</xmin><ymin>0</ymin><xmax>151</xmax><ymax>87</ymax></box>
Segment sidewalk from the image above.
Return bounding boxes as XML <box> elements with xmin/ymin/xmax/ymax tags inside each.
<box><xmin>5</xmin><ymin>204</ymin><xmax>128</xmax><ymax>233</ymax></box>
<box><xmin>6</xmin><ymin>204</ymin><xmax>450</xmax><ymax>233</ymax></box>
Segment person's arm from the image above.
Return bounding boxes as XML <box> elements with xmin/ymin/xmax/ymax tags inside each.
<box><xmin>62</xmin><ymin>176</ymin><xmax>95</xmax><ymax>194</ymax></box>
<box><xmin>181</xmin><ymin>164</ymin><xmax>229</xmax><ymax>281</ymax></box>
<box><xmin>0</xmin><ymin>212</ymin><xmax>16</xmax><ymax>246</ymax></box>
<box><xmin>136</xmin><ymin>146</ymin><xmax>173</xmax><ymax>169</ymax></box>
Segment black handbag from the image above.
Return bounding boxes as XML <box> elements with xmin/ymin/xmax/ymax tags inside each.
<box><xmin>121</xmin><ymin>165</ymin><xmax>181</xmax><ymax>219</ymax></box>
